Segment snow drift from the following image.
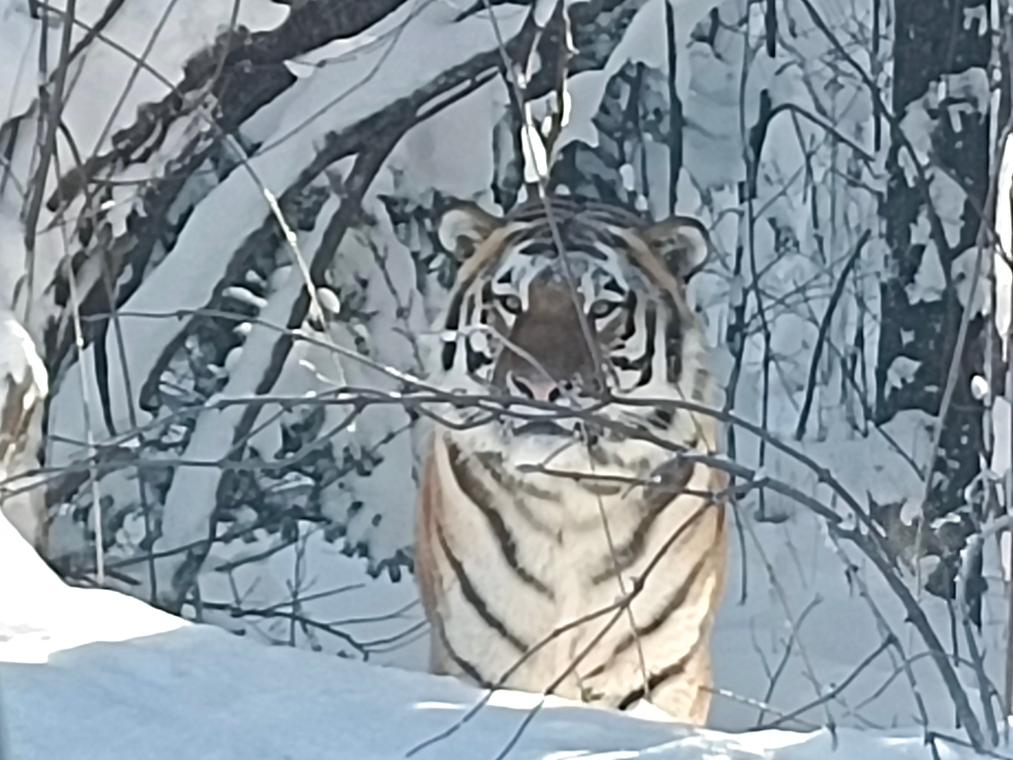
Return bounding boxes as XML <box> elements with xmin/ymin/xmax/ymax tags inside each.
<box><xmin>0</xmin><ymin>514</ymin><xmax>979</xmax><ymax>759</ymax></box>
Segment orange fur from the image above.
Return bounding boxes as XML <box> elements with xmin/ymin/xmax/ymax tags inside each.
<box><xmin>415</xmin><ymin>198</ymin><xmax>729</xmax><ymax>723</ymax></box>
<box><xmin>415</xmin><ymin>444</ymin><xmax>442</xmax><ymax>629</ymax></box>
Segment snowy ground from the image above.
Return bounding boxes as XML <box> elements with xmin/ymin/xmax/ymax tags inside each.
<box><xmin>0</xmin><ymin>513</ymin><xmax>984</xmax><ymax>759</ymax></box>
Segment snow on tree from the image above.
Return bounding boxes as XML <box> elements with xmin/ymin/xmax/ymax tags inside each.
<box><xmin>0</xmin><ymin>309</ymin><xmax>48</xmax><ymax>551</ymax></box>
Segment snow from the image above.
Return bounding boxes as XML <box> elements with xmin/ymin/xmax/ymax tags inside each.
<box><xmin>0</xmin><ymin>0</ymin><xmax>288</xmax><ymax>320</ymax></box>
<box><xmin>0</xmin><ymin>512</ymin><xmax>981</xmax><ymax>759</ymax></box>
<box><xmin>0</xmin><ymin>310</ymin><xmax>47</xmax><ymax>408</ymax></box>
<box><xmin>1</xmin><ymin>1</ymin><xmax>287</xmax><ymax>144</ymax></box>
<box><xmin>46</xmin><ymin>1</ymin><xmax>529</xmax><ymax>461</ymax></box>
<box><xmin>0</xmin><ymin>310</ymin><xmax>48</xmax><ymax>549</ymax></box>
<box><xmin>996</xmin><ymin>132</ymin><xmax>1013</xmax><ymax>360</ymax></box>
<box><xmin>0</xmin><ymin>1</ymin><xmax>1007</xmax><ymax>758</ymax></box>
<box><xmin>145</xmin><ymin>265</ymin><xmax>310</xmax><ymax>603</ymax></box>
<box><xmin>81</xmin><ymin>407</ymin><xmax>1004</xmax><ymax>745</ymax></box>
<box><xmin>558</xmin><ymin>0</ymin><xmax>674</xmax><ymax>153</ymax></box>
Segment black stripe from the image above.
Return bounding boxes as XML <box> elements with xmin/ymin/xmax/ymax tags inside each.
<box><xmin>445</xmin><ymin>288</ymin><xmax>465</xmax><ymax>331</ymax></box>
<box><xmin>474</xmin><ymin>451</ymin><xmax>558</xmax><ymax>501</ymax></box>
<box><xmin>663</xmin><ymin>295</ymin><xmax>683</xmax><ymax>383</ymax></box>
<box><xmin>612</xmin><ymin>552</ymin><xmax>710</xmax><ymax>655</ymax></box>
<box><xmin>446</xmin><ymin>443</ymin><xmax>554</xmax><ymax>599</ymax></box>
<box><xmin>466</xmin><ymin>338</ymin><xmax>492</xmax><ymax>372</ymax></box>
<box><xmin>590</xmin><ymin>501</ymin><xmax>668</xmax><ymax>584</ymax></box>
<box><xmin>505</xmin><ymin>197</ymin><xmax>643</xmax><ymax>228</ymax></box>
<box><xmin>505</xmin><ymin>235</ymin><xmax>613</xmax><ymax>264</ymax></box>
<box><xmin>501</xmin><ymin>226</ymin><xmax>549</xmax><ymax>250</ymax></box>
<box><xmin>603</xmin><ymin>278</ymin><xmax>625</xmax><ymax>295</ymax></box>
<box><xmin>441</xmin><ymin>288</ymin><xmax>467</xmax><ymax>370</ymax></box>
<box><xmin>691</xmin><ymin>366</ymin><xmax>710</xmax><ymax>403</ymax></box>
<box><xmin>435</xmin><ymin>520</ymin><xmax>529</xmax><ymax>653</ymax></box>
<box><xmin>571</xmin><ymin>244</ymin><xmax>608</xmax><ymax>261</ymax></box>
<box><xmin>619</xmin><ymin>292</ymin><xmax>638</xmax><ymax>341</ymax></box>
<box><xmin>576</xmin><ymin>480</ymin><xmax>623</xmax><ymax>497</ymax></box>
<box><xmin>436</xmin><ymin>621</ymin><xmax>491</xmax><ymax>687</ymax></box>
<box><xmin>639</xmin><ymin>305</ymin><xmax>656</xmax><ymax>387</ymax></box>
<box><xmin>473</xmin><ymin>453</ymin><xmax>559</xmax><ymax>539</ymax></box>
<box><xmin>615</xmin><ymin>643</ymin><xmax>701</xmax><ymax>711</ymax></box>
<box><xmin>650</xmin><ymin>408</ymin><xmax>674</xmax><ymax>430</ymax></box>
<box><xmin>590</xmin><ymin>461</ymin><xmax>697</xmax><ymax>585</ymax></box>
<box><xmin>462</xmin><ymin>289</ymin><xmax>493</xmax><ymax>373</ymax></box>
<box><xmin>612</xmin><ymin>303</ymin><xmax>654</xmax><ymax>381</ymax></box>
<box><xmin>588</xmin><ymin>230</ymin><xmax>631</xmax><ymax>251</ymax></box>
<box><xmin>515</xmin><ymin>239</ymin><xmax>556</xmax><ymax>257</ymax></box>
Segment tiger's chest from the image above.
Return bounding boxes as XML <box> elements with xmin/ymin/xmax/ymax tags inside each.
<box><xmin>426</xmin><ymin>430</ymin><xmax>718</xmax><ymax>691</ymax></box>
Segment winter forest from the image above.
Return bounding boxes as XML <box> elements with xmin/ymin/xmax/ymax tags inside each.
<box><xmin>1</xmin><ymin>0</ymin><xmax>1013</xmax><ymax>757</ymax></box>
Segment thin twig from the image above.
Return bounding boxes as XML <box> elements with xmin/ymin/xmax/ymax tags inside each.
<box><xmin>21</xmin><ymin>0</ymin><xmax>77</xmax><ymax>318</ymax></box>
<box><xmin>755</xmin><ymin>637</ymin><xmax>894</xmax><ymax>731</ymax></box>
<box><xmin>794</xmin><ymin>230</ymin><xmax>870</xmax><ymax>440</ymax></box>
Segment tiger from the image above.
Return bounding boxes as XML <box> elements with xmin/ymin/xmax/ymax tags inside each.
<box><xmin>414</xmin><ymin>195</ymin><xmax>728</xmax><ymax>725</ymax></box>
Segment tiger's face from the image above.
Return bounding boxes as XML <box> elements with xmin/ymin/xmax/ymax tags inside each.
<box><xmin>430</xmin><ymin>197</ymin><xmax>715</xmax><ymax>463</ymax></box>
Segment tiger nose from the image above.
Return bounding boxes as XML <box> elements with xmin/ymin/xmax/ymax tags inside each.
<box><xmin>506</xmin><ymin>371</ymin><xmax>562</xmax><ymax>403</ymax></box>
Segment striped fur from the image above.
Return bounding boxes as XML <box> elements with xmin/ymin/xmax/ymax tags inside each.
<box><xmin>416</xmin><ymin>197</ymin><xmax>727</xmax><ymax>724</ymax></box>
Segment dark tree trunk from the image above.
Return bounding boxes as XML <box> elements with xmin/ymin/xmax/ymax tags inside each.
<box><xmin>877</xmin><ymin>0</ymin><xmax>991</xmax><ymax>521</ymax></box>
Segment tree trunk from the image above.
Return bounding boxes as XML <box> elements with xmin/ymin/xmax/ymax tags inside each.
<box><xmin>877</xmin><ymin>0</ymin><xmax>991</xmax><ymax>522</ymax></box>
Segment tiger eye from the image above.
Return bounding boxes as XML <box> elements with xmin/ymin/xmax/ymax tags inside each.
<box><xmin>498</xmin><ymin>294</ymin><xmax>523</xmax><ymax>314</ymax></box>
<box><xmin>589</xmin><ymin>299</ymin><xmax>620</xmax><ymax>319</ymax></box>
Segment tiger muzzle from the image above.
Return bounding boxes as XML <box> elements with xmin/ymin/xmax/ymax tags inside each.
<box><xmin>492</xmin><ymin>285</ymin><xmax>604</xmax><ymax>437</ymax></box>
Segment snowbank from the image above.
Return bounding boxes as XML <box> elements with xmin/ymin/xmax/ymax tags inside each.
<box><xmin>0</xmin><ymin>515</ymin><xmax>976</xmax><ymax>759</ymax></box>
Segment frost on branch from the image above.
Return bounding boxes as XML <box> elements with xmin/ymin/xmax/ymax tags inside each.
<box><xmin>25</xmin><ymin>0</ymin><xmax>675</xmax><ymax>610</ymax></box>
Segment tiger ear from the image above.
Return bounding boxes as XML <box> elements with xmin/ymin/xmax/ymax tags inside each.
<box><xmin>438</xmin><ymin>203</ymin><xmax>500</xmax><ymax>261</ymax></box>
<box><xmin>641</xmin><ymin>216</ymin><xmax>710</xmax><ymax>281</ymax></box>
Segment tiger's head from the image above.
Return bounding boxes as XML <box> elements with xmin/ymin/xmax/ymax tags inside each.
<box><xmin>429</xmin><ymin>196</ymin><xmax>717</xmax><ymax>466</ymax></box>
